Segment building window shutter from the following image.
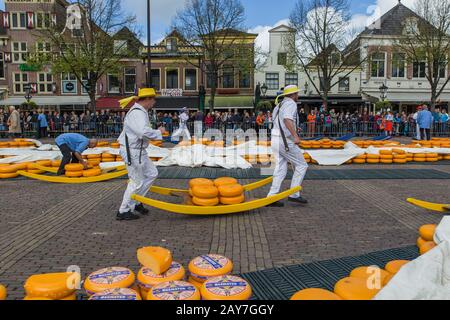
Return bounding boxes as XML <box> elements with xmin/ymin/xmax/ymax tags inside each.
<box><xmin>4</xmin><ymin>52</ymin><xmax>11</xmax><ymax>63</ymax></box>
<box><xmin>3</xmin><ymin>12</ymin><xmax>9</xmax><ymax>28</ymax></box>
<box><xmin>27</xmin><ymin>12</ymin><xmax>34</xmax><ymax>29</ymax></box>
<box><xmin>51</xmin><ymin>13</ymin><xmax>57</xmax><ymax>26</ymax></box>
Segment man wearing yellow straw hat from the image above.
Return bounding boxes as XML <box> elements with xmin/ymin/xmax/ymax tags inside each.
<box><xmin>267</xmin><ymin>85</ymin><xmax>308</xmax><ymax>207</ymax></box>
<box><xmin>116</xmin><ymin>88</ymin><xmax>166</xmax><ymax>221</ymax></box>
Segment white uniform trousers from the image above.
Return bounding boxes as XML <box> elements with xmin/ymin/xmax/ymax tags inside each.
<box><xmin>267</xmin><ymin>137</ymin><xmax>308</xmax><ymax>199</ymax></box>
<box><xmin>172</xmin><ymin>125</ymin><xmax>191</xmax><ymax>141</ymax></box>
<box><xmin>119</xmin><ymin>147</ymin><xmax>158</xmax><ymax>214</ymax></box>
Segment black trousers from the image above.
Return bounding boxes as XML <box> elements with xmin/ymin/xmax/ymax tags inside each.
<box><xmin>420</xmin><ymin>128</ymin><xmax>431</xmax><ymax>141</ymax></box>
<box><xmin>57</xmin><ymin>144</ymin><xmax>79</xmax><ymax>175</ymax></box>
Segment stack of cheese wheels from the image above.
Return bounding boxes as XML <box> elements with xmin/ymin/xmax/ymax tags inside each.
<box><xmin>0</xmin><ymin>284</ymin><xmax>7</xmax><ymax>300</ymax></box>
<box><xmin>366</xmin><ymin>154</ymin><xmax>380</xmax><ymax>164</ymax></box>
<box><xmin>332</xmin><ymin>141</ymin><xmax>345</xmax><ymax>149</ymax></box>
<box><xmin>24</xmin><ymin>272</ymin><xmax>80</xmax><ymax>300</ymax></box>
<box><xmin>321</xmin><ymin>139</ymin><xmax>332</xmax><ymax>149</ymax></box>
<box><xmin>188</xmin><ymin>254</ymin><xmax>233</xmax><ymax>287</ymax></box>
<box><xmin>148</xmin><ymin>281</ymin><xmax>200</xmax><ymax>300</ymax></box>
<box><xmin>137</xmin><ymin>262</ymin><xmax>185</xmax><ymax>300</ymax></box>
<box><xmin>0</xmin><ymin>141</ymin><xmax>10</xmax><ymax>148</ymax></box>
<box><xmin>426</xmin><ymin>153</ymin><xmax>439</xmax><ymax>162</ymax></box>
<box><xmin>379</xmin><ymin>150</ymin><xmax>393</xmax><ymax>164</ymax></box>
<box><xmin>300</xmin><ymin>141</ymin><xmax>312</xmax><ymax>149</ymax></box>
<box><xmin>216</xmin><ymin>178</ymin><xmax>245</xmax><ymax>205</ymax></box>
<box><xmin>0</xmin><ymin>163</ymin><xmax>22</xmax><ymax>179</ymax></box>
<box><xmin>89</xmin><ymin>288</ymin><xmax>142</xmax><ymax>300</ymax></box>
<box><xmin>311</xmin><ymin>141</ymin><xmax>321</xmax><ymax>149</ymax></box>
<box><xmin>26</xmin><ymin>162</ymin><xmax>45</xmax><ymax>174</ymax></box>
<box><xmin>83</xmin><ymin>168</ymin><xmax>102</xmax><ymax>177</ymax></box>
<box><xmin>417</xmin><ymin>224</ymin><xmax>437</xmax><ymax>255</ymax></box>
<box><xmin>290</xmin><ymin>288</ymin><xmax>342</xmax><ymax>300</ymax></box>
<box><xmin>413</xmin><ymin>153</ymin><xmax>427</xmax><ymax>162</ymax></box>
<box><xmin>101</xmin><ymin>153</ymin><xmax>116</xmax><ymax>163</ymax></box>
<box><xmin>189</xmin><ymin>178</ymin><xmax>219</xmax><ymax>207</ymax></box>
<box><xmin>303</xmin><ymin>153</ymin><xmax>311</xmax><ymax>163</ymax></box>
<box><xmin>200</xmin><ymin>275</ymin><xmax>252</xmax><ymax>300</ymax></box>
<box><xmin>353</xmin><ymin>154</ymin><xmax>367</xmax><ymax>164</ymax></box>
<box><xmin>96</xmin><ymin>141</ymin><xmax>109</xmax><ymax>147</ymax></box>
<box><xmin>406</xmin><ymin>153</ymin><xmax>414</xmax><ymax>162</ymax></box>
<box><xmin>64</xmin><ymin>163</ymin><xmax>84</xmax><ymax>178</ymax></box>
<box><xmin>84</xmin><ymin>267</ymin><xmax>136</xmax><ymax>296</ymax></box>
<box><xmin>392</xmin><ymin>149</ymin><xmax>407</xmax><ymax>164</ymax></box>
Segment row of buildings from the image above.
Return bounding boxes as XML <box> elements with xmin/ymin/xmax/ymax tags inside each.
<box><xmin>0</xmin><ymin>0</ymin><xmax>449</xmax><ymax>115</ymax></box>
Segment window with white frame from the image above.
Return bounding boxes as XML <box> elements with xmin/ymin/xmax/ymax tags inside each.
<box><xmin>38</xmin><ymin>73</ymin><xmax>53</xmax><ymax>93</ymax></box>
<box><xmin>0</xmin><ymin>53</ymin><xmax>4</xmax><ymax>79</ymax></box>
<box><xmin>61</xmin><ymin>73</ymin><xmax>78</xmax><ymax>94</ymax></box>
<box><xmin>11</xmin><ymin>12</ymin><xmax>26</xmax><ymax>29</ymax></box>
<box><xmin>36</xmin><ymin>12</ymin><xmax>51</xmax><ymax>29</ymax></box>
<box><xmin>12</xmin><ymin>42</ymin><xmax>27</xmax><ymax>63</ymax></box>
<box><xmin>413</xmin><ymin>60</ymin><xmax>426</xmax><ymax>78</ymax></box>
<box><xmin>124</xmin><ymin>67</ymin><xmax>136</xmax><ymax>93</ymax></box>
<box><xmin>392</xmin><ymin>53</ymin><xmax>406</xmax><ymax>78</ymax></box>
<box><xmin>36</xmin><ymin>42</ymin><xmax>51</xmax><ymax>60</ymax></box>
<box><xmin>265</xmin><ymin>73</ymin><xmax>279</xmax><ymax>90</ymax></box>
<box><xmin>285</xmin><ymin>73</ymin><xmax>298</xmax><ymax>87</ymax></box>
<box><xmin>108</xmin><ymin>74</ymin><xmax>120</xmax><ymax>93</ymax></box>
<box><xmin>371</xmin><ymin>52</ymin><xmax>385</xmax><ymax>78</ymax></box>
<box><xmin>13</xmin><ymin>73</ymin><xmax>28</xmax><ymax>94</ymax></box>
<box><xmin>184</xmin><ymin>69</ymin><xmax>197</xmax><ymax>91</ymax></box>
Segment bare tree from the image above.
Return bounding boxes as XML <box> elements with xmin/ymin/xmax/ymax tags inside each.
<box><xmin>30</xmin><ymin>0</ymin><xmax>138</xmax><ymax>112</ymax></box>
<box><xmin>172</xmin><ymin>0</ymin><xmax>254</xmax><ymax>112</ymax></box>
<box><xmin>286</xmin><ymin>0</ymin><xmax>367</xmax><ymax>107</ymax></box>
<box><xmin>394</xmin><ymin>0</ymin><xmax>450</xmax><ymax>109</ymax></box>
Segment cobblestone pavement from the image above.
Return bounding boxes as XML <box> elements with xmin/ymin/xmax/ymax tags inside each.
<box><xmin>0</xmin><ymin>169</ymin><xmax>448</xmax><ymax>299</ymax></box>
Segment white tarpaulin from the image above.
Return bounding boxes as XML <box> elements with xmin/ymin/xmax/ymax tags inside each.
<box><xmin>375</xmin><ymin>217</ymin><xmax>450</xmax><ymax>300</ymax></box>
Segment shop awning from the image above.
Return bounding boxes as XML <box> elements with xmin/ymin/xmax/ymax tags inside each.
<box><xmin>0</xmin><ymin>96</ymin><xmax>92</xmax><ymax>106</ymax></box>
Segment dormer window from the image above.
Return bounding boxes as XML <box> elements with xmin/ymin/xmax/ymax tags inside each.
<box><xmin>403</xmin><ymin>17</ymin><xmax>419</xmax><ymax>35</ymax></box>
<box><xmin>166</xmin><ymin>38</ymin><xmax>177</xmax><ymax>52</ymax></box>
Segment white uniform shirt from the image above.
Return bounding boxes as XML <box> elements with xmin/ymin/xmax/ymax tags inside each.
<box><xmin>179</xmin><ymin>112</ymin><xmax>189</xmax><ymax>128</ymax></box>
<box><xmin>118</xmin><ymin>103</ymin><xmax>162</xmax><ymax>149</ymax></box>
<box><xmin>271</xmin><ymin>97</ymin><xmax>298</xmax><ymax>140</ymax></box>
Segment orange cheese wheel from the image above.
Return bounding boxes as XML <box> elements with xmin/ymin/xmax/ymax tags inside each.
<box><xmin>380</xmin><ymin>155</ymin><xmax>393</xmax><ymax>160</ymax></box>
<box><xmin>200</xmin><ymin>275</ymin><xmax>252</xmax><ymax>301</ymax></box>
<box><xmin>380</xmin><ymin>160</ymin><xmax>393</xmax><ymax>164</ymax></box>
<box><xmin>83</xmin><ymin>168</ymin><xmax>102</xmax><ymax>177</ymax></box>
<box><xmin>0</xmin><ymin>173</ymin><xmax>19</xmax><ymax>179</ymax></box>
<box><xmin>393</xmin><ymin>159</ymin><xmax>407</xmax><ymax>164</ymax></box>
<box><xmin>426</xmin><ymin>153</ymin><xmax>439</xmax><ymax>158</ymax></box>
<box><xmin>191</xmin><ymin>185</ymin><xmax>219</xmax><ymax>199</ymax></box>
<box><xmin>65</xmin><ymin>163</ymin><xmax>84</xmax><ymax>172</ymax></box>
<box><xmin>355</xmin><ymin>155</ymin><xmax>367</xmax><ymax>160</ymax></box>
<box><xmin>414</xmin><ymin>153</ymin><xmax>426</xmax><ymax>158</ymax></box>
<box><xmin>392</xmin><ymin>149</ymin><xmax>406</xmax><ymax>155</ymax></box>
<box><xmin>220</xmin><ymin>194</ymin><xmax>245</xmax><ymax>205</ymax></box>
<box><xmin>89</xmin><ymin>288</ymin><xmax>141</xmax><ymax>300</ymax></box>
<box><xmin>137</xmin><ymin>262</ymin><xmax>185</xmax><ymax>290</ymax></box>
<box><xmin>36</xmin><ymin>160</ymin><xmax>52</xmax><ymax>167</ymax></box>
<box><xmin>27</xmin><ymin>169</ymin><xmax>45</xmax><ymax>174</ymax></box>
<box><xmin>426</xmin><ymin>158</ymin><xmax>439</xmax><ymax>162</ymax></box>
<box><xmin>23</xmin><ymin>296</ymin><xmax>53</xmax><ymax>300</ymax></box>
<box><xmin>148</xmin><ymin>281</ymin><xmax>200</xmax><ymax>300</ymax></box>
<box><xmin>385</xmin><ymin>260</ymin><xmax>409</xmax><ymax>274</ymax></box>
<box><xmin>417</xmin><ymin>237</ymin><xmax>427</xmax><ymax>248</ymax></box>
<box><xmin>290</xmin><ymin>288</ymin><xmax>342</xmax><ymax>300</ymax></box>
<box><xmin>84</xmin><ymin>267</ymin><xmax>135</xmax><ymax>296</ymax></box>
<box><xmin>51</xmin><ymin>160</ymin><xmax>62</xmax><ymax>167</ymax></box>
<box><xmin>353</xmin><ymin>159</ymin><xmax>366</xmax><ymax>164</ymax></box>
<box><xmin>214</xmin><ymin>177</ymin><xmax>238</xmax><ymax>187</ymax></box>
<box><xmin>137</xmin><ymin>247</ymin><xmax>173</xmax><ymax>275</ymax></box>
<box><xmin>366</xmin><ymin>154</ymin><xmax>380</xmax><ymax>160</ymax></box>
<box><xmin>420</xmin><ymin>242</ymin><xmax>437</xmax><ymax>255</ymax></box>
<box><xmin>65</xmin><ymin>171</ymin><xmax>83</xmax><ymax>178</ymax></box>
<box><xmin>393</xmin><ymin>154</ymin><xmax>407</xmax><ymax>159</ymax></box>
<box><xmin>192</xmin><ymin>197</ymin><xmax>219</xmax><ymax>207</ymax></box>
<box><xmin>87</xmin><ymin>154</ymin><xmax>101</xmax><ymax>159</ymax></box>
<box><xmin>87</xmin><ymin>159</ymin><xmax>101</xmax><ymax>167</ymax></box>
<box><xmin>189</xmin><ymin>178</ymin><xmax>214</xmax><ymax>189</ymax></box>
<box><xmin>350</xmin><ymin>266</ymin><xmax>390</xmax><ymax>284</ymax></box>
<box><xmin>0</xmin><ymin>284</ymin><xmax>7</xmax><ymax>300</ymax></box>
<box><xmin>413</xmin><ymin>158</ymin><xmax>426</xmax><ymax>162</ymax></box>
<box><xmin>218</xmin><ymin>184</ymin><xmax>244</xmax><ymax>197</ymax></box>
<box><xmin>419</xmin><ymin>224</ymin><xmax>437</xmax><ymax>242</ymax></box>
<box><xmin>334</xmin><ymin>277</ymin><xmax>381</xmax><ymax>300</ymax></box>
<box><xmin>188</xmin><ymin>255</ymin><xmax>233</xmax><ymax>283</ymax></box>
<box><xmin>24</xmin><ymin>272</ymin><xmax>79</xmax><ymax>299</ymax></box>
<box><xmin>27</xmin><ymin>163</ymin><xmax>38</xmax><ymax>170</ymax></box>
<box><xmin>0</xmin><ymin>165</ymin><xmax>19</xmax><ymax>174</ymax></box>
<box><xmin>379</xmin><ymin>150</ymin><xmax>393</xmax><ymax>155</ymax></box>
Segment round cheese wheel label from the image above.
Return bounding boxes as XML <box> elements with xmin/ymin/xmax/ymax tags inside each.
<box><xmin>191</xmin><ymin>254</ymin><xmax>230</xmax><ymax>271</ymax></box>
<box><xmin>150</xmin><ymin>281</ymin><xmax>198</xmax><ymax>300</ymax></box>
<box><xmin>204</xmin><ymin>275</ymin><xmax>249</xmax><ymax>297</ymax></box>
<box><xmin>88</xmin><ymin>267</ymin><xmax>132</xmax><ymax>285</ymax></box>
<box><xmin>89</xmin><ymin>288</ymin><xmax>141</xmax><ymax>300</ymax></box>
<box><xmin>138</xmin><ymin>262</ymin><xmax>185</xmax><ymax>289</ymax></box>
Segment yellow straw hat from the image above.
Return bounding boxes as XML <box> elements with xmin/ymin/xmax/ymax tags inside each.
<box><xmin>119</xmin><ymin>88</ymin><xmax>157</xmax><ymax>109</ymax></box>
<box><xmin>275</xmin><ymin>85</ymin><xmax>300</xmax><ymax>105</ymax></box>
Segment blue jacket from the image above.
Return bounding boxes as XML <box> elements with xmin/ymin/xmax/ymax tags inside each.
<box><xmin>417</xmin><ymin>110</ymin><xmax>433</xmax><ymax>129</ymax></box>
<box><xmin>55</xmin><ymin>133</ymin><xmax>89</xmax><ymax>154</ymax></box>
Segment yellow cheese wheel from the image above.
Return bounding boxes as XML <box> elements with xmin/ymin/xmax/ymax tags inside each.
<box><xmin>218</xmin><ymin>184</ymin><xmax>244</xmax><ymax>197</ymax></box>
<box><xmin>426</xmin><ymin>158</ymin><xmax>439</xmax><ymax>162</ymax></box>
<box><xmin>191</xmin><ymin>185</ymin><xmax>219</xmax><ymax>199</ymax></box>
<box><xmin>355</xmin><ymin>155</ymin><xmax>367</xmax><ymax>160</ymax></box>
<box><xmin>137</xmin><ymin>261</ymin><xmax>185</xmax><ymax>290</ymax></box>
<box><xmin>27</xmin><ymin>163</ymin><xmax>38</xmax><ymax>170</ymax></box>
<box><xmin>0</xmin><ymin>173</ymin><xmax>19</xmax><ymax>179</ymax></box>
<box><xmin>414</xmin><ymin>153</ymin><xmax>426</xmax><ymax>158</ymax></box>
<box><xmin>27</xmin><ymin>169</ymin><xmax>45</xmax><ymax>174</ymax></box>
<box><xmin>379</xmin><ymin>150</ymin><xmax>393</xmax><ymax>155</ymax></box>
<box><xmin>290</xmin><ymin>288</ymin><xmax>342</xmax><ymax>300</ymax></box>
<box><xmin>334</xmin><ymin>277</ymin><xmax>381</xmax><ymax>300</ymax></box>
<box><xmin>137</xmin><ymin>247</ymin><xmax>173</xmax><ymax>275</ymax></box>
<box><xmin>65</xmin><ymin>171</ymin><xmax>83</xmax><ymax>178</ymax></box>
<box><xmin>366</xmin><ymin>159</ymin><xmax>380</xmax><ymax>164</ymax></box>
<box><xmin>82</xmin><ymin>168</ymin><xmax>102</xmax><ymax>177</ymax></box>
<box><xmin>385</xmin><ymin>260</ymin><xmax>409</xmax><ymax>274</ymax></box>
<box><xmin>426</xmin><ymin>153</ymin><xmax>439</xmax><ymax>158</ymax></box>
<box><xmin>201</xmin><ymin>275</ymin><xmax>252</xmax><ymax>301</ymax></box>
<box><xmin>51</xmin><ymin>160</ymin><xmax>62</xmax><ymax>167</ymax></box>
<box><xmin>220</xmin><ymin>194</ymin><xmax>245</xmax><ymax>205</ymax></box>
<box><xmin>0</xmin><ymin>165</ymin><xmax>19</xmax><ymax>174</ymax></box>
<box><xmin>214</xmin><ymin>177</ymin><xmax>238</xmax><ymax>187</ymax></box>
<box><xmin>23</xmin><ymin>296</ymin><xmax>53</xmax><ymax>300</ymax></box>
<box><xmin>87</xmin><ymin>159</ymin><xmax>101</xmax><ymax>167</ymax></box>
<box><xmin>192</xmin><ymin>197</ymin><xmax>220</xmax><ymax>207</ymax></box>
<box><xmin>420</xmin><ymin>242</ymin><xmax>437</xmax><ymax>255</ymax></box>
<box><xmin>24</xmin><ymin>272</ymin><xmax>79</xmax><ymax>299</ymax></box>
<box><xmin>0</xmin><ymin>284</ymin><xmax>6</xmax><ymax>300</ymax></box>
<box><xmin>87</xmin><ymin>154</ymin><xmax>101</xmax><ymax>159</ymax></box>
<box><xmin>393</xmin><ymin>159</ymin><xmax>407</xmax><ymax>164</ymax></box>
<box><xmin>417</xmin><ymin>237</ymin><xmax>427</xmax><ymax>248</ymax></box>
<box><xmin>380</xmin><ymin>160</ymin><xmax>393</xmax><ymax>164</ymax></box>
<box><xmin>189</xmin><ymin>178</ymin><xmax>214</xmax><ymax>189</ymax></box>
<box><xmin>89</xmin><ymin>288</ymin><xmax>141</xmax><ymax>300</ymax></box>
<box><xmin>413</xmin><ymin>158</ymin><xmax>426</xmax><ymax>162</ymax></box>
<box><xmin>380</xmin><ymin>155</ymin><xmax>393</xmax><ymax>160</ymax></box>
<box><xmin>8</xmin><ymin>142</ymin><xmax>19</xmax><ymax>147</ymax></box>
<box><xmin>148</xmin><ymin>281</ymin><xmax>200</xmax><ymax>300</ymax></box>
<box><xmin>350</xmin><ymin>266</ymin><xmax>390</xmax><ymax>285</ymax></box>
<box><xmin>392</xmin><ymin>149</ymin><xmax>406</xmax><ymax>155</ymax></box>
<box><xmin>393</xmin><ymin>154</ymin><xmax>407</xmax><ymax>159</ymax></box>
<box><xmin>84</xmin><ymin>267</ymin><xmax>135</xmax><ymax>296</ymax></box>
<box><xmin>353</xmin><ymin>159</ymin><xmax>366</xmax><ymax>164</ymax></box>
<box><xmin>36</xmin><ymin>160</ymin><xmax>52</xmax><ymax>167</ymax></box>
<box><xmin>419</xmin><ymin>224</ymin><xmax>437</xmax><ymax>242</ymax></box>
<box><xmin>188</xmin><ymin>255</ymin><xmax>233</xmax><ymax>283</ymax></box>
<box><xmin>366</xmin><ymin>154</ymin><xmax>380</xmax><ymax>160</ymax></box>
<box><xmin>65</xmin><ymin>163</ymin><xmax>84</xmax><ymax>172</ymax></box>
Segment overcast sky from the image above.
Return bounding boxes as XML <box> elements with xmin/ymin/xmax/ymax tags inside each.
<box><xmin>0</xmin><ymin>0</ymin><xmax>417</xmax><ymax>49</ymax></box>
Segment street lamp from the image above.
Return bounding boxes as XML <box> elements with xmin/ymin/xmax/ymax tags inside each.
<box><xmin>379</xmin><ymin>83</ymin><xmax>389</xmax><ymax>102</ymax></box>
<box><xmin>304</xmin><ymin>81</ymin><xmax>309</xmax><ymax>95</ymax></box>
<box><xmin>146</xmin><ymin>0</ymin><xmax>152</xmax><ymax>88</ymax></box>
<box><xmin>261</xmin><ymin>83</ymin><xmax>268</xmax><ymax>97</ymax></box>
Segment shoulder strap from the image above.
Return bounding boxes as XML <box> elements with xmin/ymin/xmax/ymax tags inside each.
<box><xmin>274</xmin><ymin>100</ymin><xmax>290</xmax><ymax>152</ymax></box>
